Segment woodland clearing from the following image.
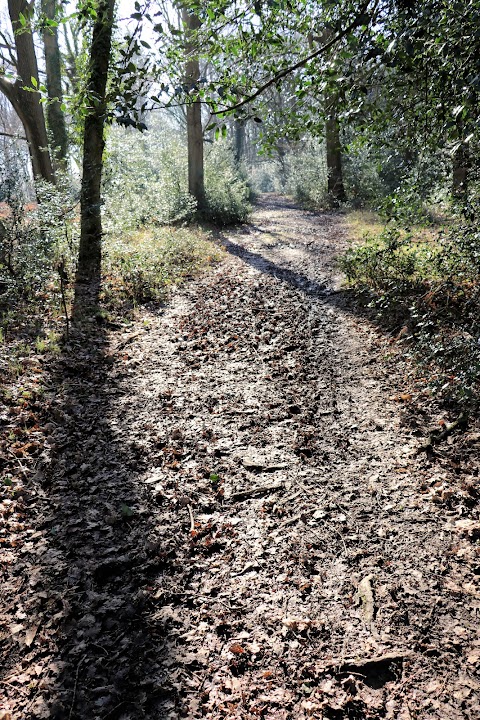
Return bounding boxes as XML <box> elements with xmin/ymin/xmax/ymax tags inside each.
<box><xmin>1</xmin><ymin>196</ymin><xmax>479</xmax><ymax>719</ymax></box>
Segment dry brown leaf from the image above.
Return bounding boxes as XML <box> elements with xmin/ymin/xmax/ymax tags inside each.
<box><xmin>426</xmin><ymin>680</ymin><xmax>443</xmax><ymax>694</ymax></box>
<box><xmin>467</xmin><ymin>649</ymin><xmax>480</xmax><ymax>665</ymax></box>
<box><xmin>25</xmin><ymin>624</ymin><xmax>39</xmax><ymax>647</ymax></box>
<box><xmin>229</xmin><ymin>643</ymin><xmax>244</xmax><ymax>654</ymax></box>
<box><xmin>9</xmin><ymin>623</ymin><xmax>24</xmax><ymax>636</ymax></box>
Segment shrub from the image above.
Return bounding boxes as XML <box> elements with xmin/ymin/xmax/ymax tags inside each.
<box><xmin>103</xmin><ymin>122</ymin><xmax>196</xmax><ymax>232</ymax></box>
<box><xmin>341</xmin><ymin>218</ymin><xmax>480</xmax><ymax>407</ymax></box>
<box><xmin>103</xmin><ymin>121</ymin><xmax>252</xmax><ymax>231</ymax></box>
<box><xmin>102</xmin><ymin>226</ymin><xmax>223</xmax><ymax>307</ymax></box>
<box><xmin>249</xmin><ymin>162</ymin><xmax>282</xmax><ymax>193</ymax></box>
<box><xmin>284</xmin><ymin>138</ymin><xmax>328</xmax><ymax>207</ymax></box>
<box><xmin>204</xmin><ymin>140</ymin><xmax>251</xmax><ymax>224</ymax></box>
<box><xmin>0</xmin><ymin>168</ymin><xmax>78</xmax><ymax>305</ymax></box>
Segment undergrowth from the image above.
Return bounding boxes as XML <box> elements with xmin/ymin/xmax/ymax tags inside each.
<box><xmin>341</xmin><ymin>213</ymin><xmax>480</xmax><ymax>409</ymax></box>
<box><xmin>102</xmin><ymin>226</ymin><xmax>223</xmax><ymax>309</ymax></box>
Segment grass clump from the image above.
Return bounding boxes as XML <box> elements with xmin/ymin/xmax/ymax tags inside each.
<box><xmin>102</xmin><ymin>226</ymin><xmax>224</xmax><ymax>309</ymax></box>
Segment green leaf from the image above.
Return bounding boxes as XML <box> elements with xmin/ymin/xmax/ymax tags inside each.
<box><xmin>30</xmin><ymin>76</ymin><xmax>38</xmax><ymax>88</ymax></box>
<box><xmin>121</xmin><ymin>503</ymin><xmax>134</xmax><ymax>518</ymax></box>
<box><xmin>210</xmin><ymin>473</ymin><xmax>219</xmax><ymax>483</ymax></box>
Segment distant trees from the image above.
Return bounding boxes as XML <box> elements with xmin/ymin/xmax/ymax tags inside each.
<box><xmin>0</xmin><ymin>0</ymin><xmax>54</xmax><ymax>182</ymax></box>
<box><xmin>1</xmin><ymin>0</ymin><xmax>479</xmax><ymax>316</ymax></box>
<box><xmin>41</xmin><ymin>0</ymin><xmax>69</xmax><ymax>170</ymax></box>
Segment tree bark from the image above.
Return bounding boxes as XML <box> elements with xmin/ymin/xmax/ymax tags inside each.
<box><xmin>234</xmin><ymin>119</ymin><xmax>246</xmax><ymax>164</ymax></box>
<box><xmin>182</xmin><ymin>8</ymin><xmax>205</xmax><ymax>213</ymax></box>
<box><xmin>2</xmin><ymin>0</ymin><xmax>55</xmax><ymax>182</ymax></box>
<box><xmin>326</xmin><ymin>95</ymin><xmax>346</xmax><ymax>206</ymax></box>
<box><xmin>42</xmin><ymin>0</ymin><xmax>69</xmax><ymax>170</ymax></box>
<box><xmin>75</xmin><ymin>0</ymin><xmax>115</xmax><ymax>297</ymax></box>
<box><xmin>452</xmin><ymin>136</ymin><xmax>469</xmax><ymax>201</ymax></box>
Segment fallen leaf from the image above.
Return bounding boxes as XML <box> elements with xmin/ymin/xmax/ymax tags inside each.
<box><xmin>9</xmin><ymin>623</ymin><xmax>24</xmax><ymax>636</ymax></box>
<box><xmin>25</xmin><ymin>624</ymin><xmax>39</xmax><ymax>647</ymax></box>
<box><xmin>467</xmin><ymin>649</ymin><xmax>480</xmax><ymax>665</ymax></box>
<box><xmin>229</xmin><ymin>643</ymin><xmax>245</xmax><ymax>654</ymax></box>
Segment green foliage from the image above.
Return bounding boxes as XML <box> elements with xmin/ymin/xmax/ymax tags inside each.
<box><xmin>102</xmin><ymin>226</ymin><xmax>223</xmax><ymax>307</ymax></box>
<box><xmin>103</xmin><ymin>123</ymin><xmax>250</xmax><ymax>230</ymax></box>
<box><xmin>103</xmin><ymin>123</ymin><xmax>197</xmax><ymax>231</ymax></box>
<box><xmin>284</xmin><ymin>139</ymin><xmax>328</xmax><ymax>207</ymax></box>
<box><xmin>249</xmin><ymin>163</ymin><xmax>282</xmax><ymax>193</ymax></box>
<box><xmin>341</xmin><ymin>219</ymin><xmax>480</xmax><ymax>407</ymax></box>
<box><xmin>120</xmin><ymin>503</ymin><xmax>134</xmax><ymax>518</ymax></box>
<box><xmin>204</xmin><ymin>140</ymin><xmax>251</xmax><ymax>225</ymax></box>
<box><xmin>0</xmin><ymin>166</ymin><xmax>78</xmax><ymax>306</ymax></box>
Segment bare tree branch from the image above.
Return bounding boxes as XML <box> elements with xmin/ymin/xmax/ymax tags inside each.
<box><xmin>0</xmin><ymin>129</ymin><xmax>27</xmax><ymax>140</ymax></box>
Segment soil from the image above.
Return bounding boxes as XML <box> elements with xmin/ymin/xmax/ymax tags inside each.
<box><xmin>1</xmin><ymin>195</ymin><xmax>480</xmax><ymax>719</ymax></box>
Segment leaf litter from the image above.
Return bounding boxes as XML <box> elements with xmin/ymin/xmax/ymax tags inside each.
<box><xmin>1</xmin><ymin>195</ymin><xmax>479</xmax><ymax>719</ymax></box>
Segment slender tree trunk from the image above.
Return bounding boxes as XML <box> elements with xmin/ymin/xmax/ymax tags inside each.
<box><xmin>2</xmin><ymin>0</ymin><xmax>54</xmax><ymax>183</ymax></box>
<box><xmin>42</xmin><ymin>0</ymin><xmax>69</xmax><ymax>170</ymax></box>
<box><xmin>276</xmin><ymin>144</ymin><xmax>287</xmax><ymax>191</ymax></box>
<box><xmin>75</xmin><ymin>0</ymin><xmax>115</xmax><ymax>302</ymax></box>
<box><xmin>326</xmin><ymin>94</ymin><xmax>346</xmax><ymax>206</ymax></box>
<box><xmin>182</xmin><ymin>8</ymin><xmax>205</xmax><ymax>213</ymax></box>
<box><xmin>452</xmin><ymin>136</ymin><xmax>469</xmax><ymax>202</ymax></box>
<box><xmin>234</xmin><ymin>119</ymin><xmax>245</xmax><ymax>164</ymax></box>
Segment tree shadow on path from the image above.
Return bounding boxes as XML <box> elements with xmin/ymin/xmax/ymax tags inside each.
<box><xmin>219</xmin><ymin>234</ymin><xmax>340</xmax><ymax>302</ymax></box>
<box><xmin>2</xmin><ymin>316</ymin><xmax>181</xmax><ymax>719</ymax></box>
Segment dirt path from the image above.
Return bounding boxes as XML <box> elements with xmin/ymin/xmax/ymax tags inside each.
<box><xmin>2</xmin><ymin>196</ymin><xmax>480</xmax><ymax>719</ymax></box>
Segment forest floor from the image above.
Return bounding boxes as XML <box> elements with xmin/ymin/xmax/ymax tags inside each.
<box><xmin>1</xmin><ymin>195</ymin><xmax>480</xmax><ymax>720</ymax></box>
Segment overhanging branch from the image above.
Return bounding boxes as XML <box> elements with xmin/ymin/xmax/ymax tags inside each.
<box><xmin>213</xmin><ymin>1</ymin><xmax>371</xmax><ymax>115</ymax></box>
<box><xmin>0</xmin><ymin>130</ymin><xmax>27</xmax><ymax>140</ymax></box>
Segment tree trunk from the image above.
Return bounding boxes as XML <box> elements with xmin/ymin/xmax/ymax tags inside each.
<box><xmin>182</xmin><ymin>8</ymin><xmax>205</xmax><ymax>213</ymax></box>
<box><xmin>75</xmin><ymin>0</ymin><xmax>115</xmax><ymax>299</ymax></box>
<box><xmin>42</xmin><ymin>0</ymin><xmax>69</xmax><ymax>170</ymax></box>
<box><xmin>2</xmin><ymin>0</ymin><xmax>54</xmax><ymax>183</ymax></box>
<box><xmin>452</xmin><ymin>142</ymin><xmax>469</xmax><ymax>202</ymax></box>
<box><xmin>234</xmin><ymin>119</ymin><xmax>246</xmax><ymax>164</ymax></box>
<box><xmin>276</xmin><ymin>144</ymin><xmax>287</xmax><ymax>191</ymax></box>
<box><xmin>326</xmin><ymin>95</ymin><xmax>346</xmax><ymax>206</ymax></box>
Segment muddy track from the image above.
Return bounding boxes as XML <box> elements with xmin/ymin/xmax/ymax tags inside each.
<box><xmin>2</xmin><ymin>195</ymin><xmax>479</xmax><ymax>719</ymax></box>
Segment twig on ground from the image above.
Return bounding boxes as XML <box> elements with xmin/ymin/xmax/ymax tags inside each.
<box><xmin>230</xmin><ymin>482</ymin><xmax>284</xmax><ymax>502</ymax></box>
<box><xmin>68</xmin><ymin>654</ymin><xmax>86</xmax><ymax>720</ymax></box>
<box><xmin>325</xmin><ymin>521</ymin><xmax>347</xmax><ymax>554</ymax></box>
<box><xmin>417</xmin><ymin>412</ymin><xmax>468</xmax><ymax>453</ymax></box>
<box><xmin>334</xmin><ymin>650</ymin><xmax>413</xmax><ymax>674</ymax></box>
<box><xmin>7</xmin><ymin>448</ymin><xmax>30</xmax><ymax>481</ymax></box>
<box><xmin>102</xmin><ymin>701</ymin><xmax>134</xmax><ymax>720</ymax></box>
<box><xmin>114</xmin><ymin>331</ymin><xmax>143</xmax><ymax>352</ymax></box>
<box><xmin>279</xmin><ymin>511</ymin><xmax>306</xmax><ymax>528</ymax></box>
<box><xmin>187</xmin><ymin>503</ymin><xmax>195</xmax><ymax>532</ymax></box>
